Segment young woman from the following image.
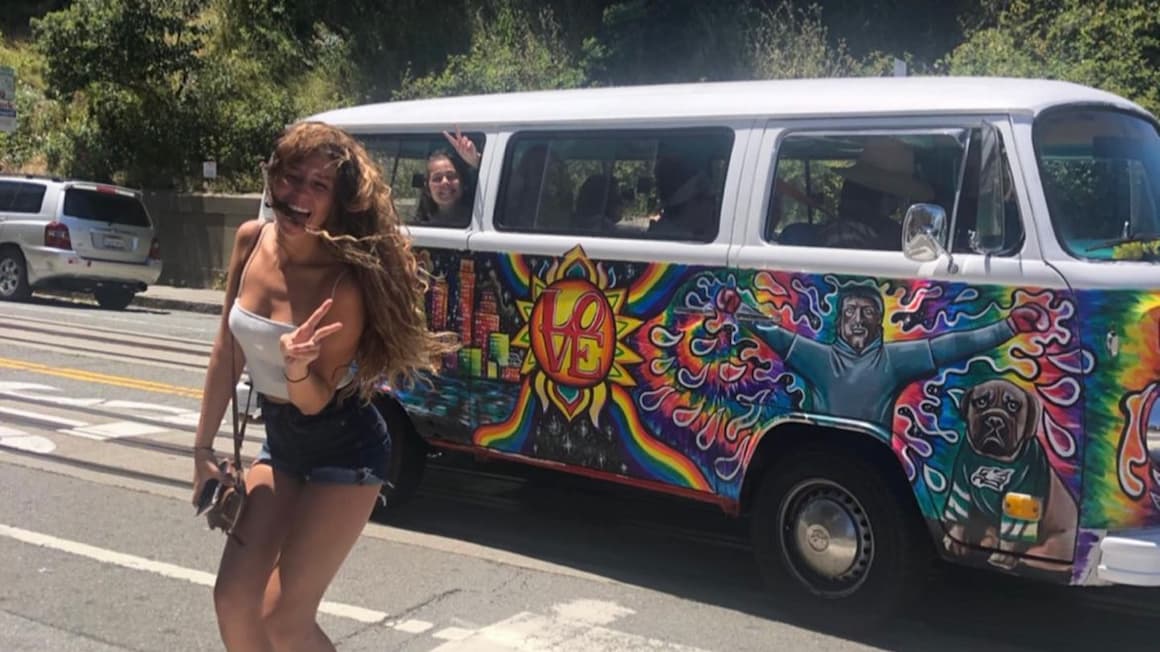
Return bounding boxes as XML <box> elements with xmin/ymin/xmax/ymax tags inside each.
<box><xmin>413</xmin><ymin>128</ymin><xmax>481</xmax><ymax>226</ymax></box>
<box><xmin>191</xmin><ymin>121</ymin><xmax>457</xmax><ymax>651</ymax></box>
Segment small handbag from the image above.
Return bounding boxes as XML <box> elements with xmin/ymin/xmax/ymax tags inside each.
<box><xmin>204</xmin><ymin>375</ymin><xmax>251</xmax><ymax>542</ymax></box>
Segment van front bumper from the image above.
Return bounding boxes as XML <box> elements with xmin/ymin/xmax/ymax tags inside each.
<box><xmin>1097</xmin><ymin>527</ymin><xmax>1160</xmax><ymax>586</ymax></box>
<box><xmin>24</xmin><ymin>245</ymin><xmax>162</xmax><ymax>290</ymax></box>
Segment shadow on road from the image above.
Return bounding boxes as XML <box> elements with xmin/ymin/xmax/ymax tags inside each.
<box><xmin>376</xmin><ymin>453</ymin><xmax>1156</xmax><ymax>651</ymax></box>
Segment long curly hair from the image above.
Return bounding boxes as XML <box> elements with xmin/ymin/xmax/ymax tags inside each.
<box><xmin>266</xmin><ymin>121</ymin><xmax>460</xmax><ymax>401</ymax></box>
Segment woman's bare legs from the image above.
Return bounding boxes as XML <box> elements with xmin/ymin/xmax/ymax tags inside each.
<box><xmin>213</xmin><ymin>464</ymin><xmax>302</xmax><ymax>652</ymax></box>
<box><xmin>262</xmin><ymin>481</ymin><xmax>382</xmax><ymax>652</ymax></box>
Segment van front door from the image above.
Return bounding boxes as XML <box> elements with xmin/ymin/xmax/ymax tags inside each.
<box><xmin>730</xmin><ymin>117</ymin><xmax>1083</xmax><ymax>575</ymax></box>
<box><xmin>1030</xmin><ymin>106</ymin><xmax>1160</xmax><ymax>548</ymax></box>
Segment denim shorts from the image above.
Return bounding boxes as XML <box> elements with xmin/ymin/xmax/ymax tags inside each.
<box><xmin>254</xmin><ymin>392</ymin><xmax>391</xmax><ymax>485</ymax></box>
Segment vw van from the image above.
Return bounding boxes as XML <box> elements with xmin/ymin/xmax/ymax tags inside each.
<box><xmin>301</xmin><ymin>76</ymin><xmax>1160</xmax><ymax>624</ymax></box>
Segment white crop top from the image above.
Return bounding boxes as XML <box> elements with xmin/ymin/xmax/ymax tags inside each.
<box><xmin>227</xmin><ymin>224</ymin><xmax>353</xmax><ymax>400</ymax></box>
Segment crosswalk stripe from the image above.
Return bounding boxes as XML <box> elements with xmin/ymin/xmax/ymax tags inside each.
<box><xmin>0</xmin><ymin>405</ymin><xmax>89</xmax><ymax>428</ymax></box>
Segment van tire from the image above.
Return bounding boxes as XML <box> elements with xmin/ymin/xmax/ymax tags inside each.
<box><xmin>750</xmin><ymin>446</ymin><xmax>931</xmax><ymax>631</ymax></box>
<box><xmin>371</xmin><ymin>392</ymin><xmax>427</xmax><ymax>518</ymax></box>
<box><xmin>0</xmin><ymin>247</ymin><xmax>31</xmax><ymax>301</ymax></box>
<box><xmin>94</xmin><ymin>287</ymin><xmax>135</xmax><ymax>310</ymax></box>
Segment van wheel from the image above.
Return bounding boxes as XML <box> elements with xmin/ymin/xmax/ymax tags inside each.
<box><xmin>0</xmin><ymin>247</ymin><xmax>31</xmax><ymax>301</ymax></box>
<box><xmin>371</xmin><ymin>393</ymin><xmax>427</xmax><ymax>518</ymax></box>
<box><xmin>751</xmin><ymin>447</ymin><xmax>931</xmax><ymax>631</ymax></box>
<box><xmin>94</xmin><ymin>287</ymin><xmax>135</xmax><ymax>310</ymax></box>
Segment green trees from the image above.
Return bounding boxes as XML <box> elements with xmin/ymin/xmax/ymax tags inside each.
<box><xmin>1</xmin><ymin>0</ymin><xmax>1156</xmax><ymax>191</ymax></box>
<box><xmin>31</xmin><ymin>0</ymin><xmax>208</xmax><ymax>187</ymax></box>
<box><xmin>946</xmin><ymin>0</ymin><xmax>1160</xmax><ymax>116</ymax></box>
<box><xmin>394</xmin><ymin>4</ymin><xmax>587</xmax><ymax>100</ymax></box>
<box><xmin>4</xmin><ymin>0</ymin><xmax>348</xmax><ymax>189</ymax></box>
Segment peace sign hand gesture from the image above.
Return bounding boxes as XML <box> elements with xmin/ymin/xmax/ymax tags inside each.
<box><xmin>442</xmin><ymin>126</ymin><xmax>481</xmax><ymax>168</ymax></box>
<box><xmin>280</xmin><ymin>298</ymin><xmax>344</xmax><ymax>379</ymax></box>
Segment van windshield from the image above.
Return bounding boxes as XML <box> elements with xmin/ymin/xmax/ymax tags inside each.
<box><xmin>62</xmin><ymin>188</ymin><xmax>151</xmax><ymax>227</ymax></box>
<box><xmin>1034</xmin><ymin>108</ymin><xmax>1160</xmax><ymax>262</ymax></box>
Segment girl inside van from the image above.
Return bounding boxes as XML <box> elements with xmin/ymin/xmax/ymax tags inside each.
<box><xmin>414</xmin><ymin>128</ymin><xmax>481</xmax><ymax>227</ymax></box>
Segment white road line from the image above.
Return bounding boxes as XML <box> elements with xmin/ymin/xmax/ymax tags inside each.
<box><xmin>66</xmin><ymin>421</ymin><xmax>170</xmax><ymax>440</ymax></box>
<box><xmin>0</xmin><ymin>523</ymin><xmax>388</xmax><ymax>624</ymax></box>
<box><xmin>393</xmin><ymin>619</ymin><xmax>435</xmax><ymax>634</ymax></box>
<box><xmin>0</xmin><ymin>405</ymin><xmax>89</xmax><ymax>428</ymax></box>
<box><xmin>0</xmin><ymin>425</ymin><xmax>58</xmax><ymax>454</ymax></box>
<box><xmin>428</xmin><ymin>599</ymin><xmax>709</xmax><ymax>651</ymax></box>
<box><xmin>432</xmin><ymin>626</ymin><xmax>475</xmax><ymax>641</ymax></box>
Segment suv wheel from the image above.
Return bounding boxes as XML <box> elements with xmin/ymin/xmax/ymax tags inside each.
<box><xmin>0</xmin><ymin>247</ymin><xmax>31</xmax><ymax>301</ymax></box>
<box><xmin>94</xmin><ymin>287</ymin><xmax>135</xmax><ymax>310</ymax></box>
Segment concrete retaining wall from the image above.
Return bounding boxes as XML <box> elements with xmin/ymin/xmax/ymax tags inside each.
<box><xmin>143</xmin><ymin>191</ymin><xmax>261</xmax><ymax>288</ymax></box>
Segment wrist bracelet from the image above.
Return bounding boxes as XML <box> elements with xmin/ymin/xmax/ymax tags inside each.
<box><xmin>193</xmin><ymin>445</ymin><xmax>215</xmax><ymax>453</ymax></box>
<box><xmin>284</xmin><ymin>368</ymin><xmax>310</xmax><ymax>383</ymax></box>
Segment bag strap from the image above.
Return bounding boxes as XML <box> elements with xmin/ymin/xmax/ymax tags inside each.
<box><xmin>229</xmin><ymin>353</ymin><xmax>252</xmax><ymax>472</ymax></box>
<box><xmin>226</xmin><ymin>220</ymin><xmax>264</xmax><ymax>471</ymax></box>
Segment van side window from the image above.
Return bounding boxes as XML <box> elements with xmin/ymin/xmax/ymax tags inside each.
<box><xmin>358</xmin><ymin>132</ymin><xmax>486</xmax><ymax>228</ymax></box>
<box><xmin>766</xmin><ymin>130</ymin><xmax>1023</xmax><ymax>255</ymax></box>
<box><xmin>496</xmin><ymin>129</ymin><xmax>733</xmax><ymax>242</ymax></box>
<box><xmin>0</xmin><ymin>181</ymin><xmax>46</xmax><ymax>214</ymax></box>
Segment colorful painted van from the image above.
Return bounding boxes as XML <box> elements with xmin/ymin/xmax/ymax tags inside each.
<box><xmin>306</xmin><ymin>76</ymin><xmax>1160</xmax><ymax>623</ymax></box>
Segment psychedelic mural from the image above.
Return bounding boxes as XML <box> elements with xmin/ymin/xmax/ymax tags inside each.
<box><xmin>397</xmin><ymin>243</ymin><xmax>1160</xmax><ymax>578</ymax></box>
<box><xmin>1075</xmin><ymin>292</ymin><xmax>1160</xmax><ymax>532</ymax></box>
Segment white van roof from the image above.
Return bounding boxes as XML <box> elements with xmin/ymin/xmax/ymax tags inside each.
<box><xmin>307</xmin><ymin>76</ymin><xmax>1152</xmax><ymax>131</ymax></box>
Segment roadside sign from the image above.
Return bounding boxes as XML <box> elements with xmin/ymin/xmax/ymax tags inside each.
<box><xmin>0</xmin><ymin>66</ymin><xmax>15</xmax><ymax>133</ymax></box>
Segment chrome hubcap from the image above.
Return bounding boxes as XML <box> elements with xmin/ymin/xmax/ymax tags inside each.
<box><xmin>0</xmin><ymin>257</ymin><xmax>19</xmax><ymax>296</ymax></box>
<box><xmin>779</xmin><ymin>479</ymin><xmax>874</xmax><ymax>596</ymax></box>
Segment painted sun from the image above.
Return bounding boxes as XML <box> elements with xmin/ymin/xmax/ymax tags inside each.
<box><xmin>512</xmin><ymin>245</ymin><xmax>643</xmax><ymax>424</ymax></box>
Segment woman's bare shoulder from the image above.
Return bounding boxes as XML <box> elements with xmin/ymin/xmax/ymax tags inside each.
<box><xmin>331</xmin><ymin>267</ymin><xmax>365</xmax><ymax>310</ymax></box>
<box><xmin>233</xmin><ymin>218</ymin><xmax>266</xmax><ymax>252</ymax></box>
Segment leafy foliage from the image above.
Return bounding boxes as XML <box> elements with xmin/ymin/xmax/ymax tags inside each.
<box><xmin>747</xmin><ymin>3</ymin><xmax>895</xmax><ymax>79</ymax></box>
<box><xmin>393</xmin><ymin>4</ymin><xmax>587</xmax><ymax>100</ymax></box>
<box><xmin>1</xmin><ymin>0</ymin><xmax>1157</xmax><ymax>190</ymax></box>
<box><xmin>945</xmin><ymin>0</ymin><xmax>1160</xmax><ymax>116</ymax></box>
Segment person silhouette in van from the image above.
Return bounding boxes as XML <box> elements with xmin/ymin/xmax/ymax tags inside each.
<box><xmin>753</xmin><ymin>286</ymin><xmax>1046</xmax><ymax>429</ymax></box>
<box><xmin>503</xmin><ymin>143</ymin><xmax>573</xmax><ymax>230</ymax></box>
<box><xmin>821</xmin><ymin>137</ymin><xmax>935</xmax><ymax>251</ymax></box>
<box><xmin>648</xmin><ymin>154</ymin><xmax>717</xmax><ymax>240</ymax></box>
<box><xmin>572</xmin><ymin>174</ymin><xmax>623</xmax><ymax>234</ymax></box>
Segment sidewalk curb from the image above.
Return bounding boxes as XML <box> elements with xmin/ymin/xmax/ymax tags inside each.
<box><xmin>132</xmin><ymin>295</ymin><xmax>222</xmax><ymax>315</ymax></box>
<box><xmin>38</xmin><ymin>290</ymin><xmax>222</xmax><ymax>315</ymax></box>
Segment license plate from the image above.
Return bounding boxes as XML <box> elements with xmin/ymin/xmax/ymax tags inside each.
<box><xmin>101</xmin><ymin>235</ymin><xmax>126</xmax><ymax>250</ymax></box>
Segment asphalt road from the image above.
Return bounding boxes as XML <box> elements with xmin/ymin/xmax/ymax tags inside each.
<box><xmin>0</xmin><ymin>296</ymin><xmax>1157</xmax><ymax>651</ymax></box>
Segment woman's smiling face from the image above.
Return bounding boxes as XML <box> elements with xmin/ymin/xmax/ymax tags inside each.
<box><xmin>270</xmin><ymin>152</ymin><xmax>337</xmax><ymax>236</ymax></box>
<box><xmin>426</xmin><ymin>155</ymin><xmax>462</xmax><ymax>210</ymax></box>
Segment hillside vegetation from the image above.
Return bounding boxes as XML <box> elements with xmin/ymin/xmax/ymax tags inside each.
<box><xmin>1</xmin><ymin>0</ymin><xmax>1157</xmax><ymax>191</ymax></box>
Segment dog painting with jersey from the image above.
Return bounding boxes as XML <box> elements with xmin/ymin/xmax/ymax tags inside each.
<box><xmin>942</xmin><ymin>379</ymin><xmax>1078</xmax><ymax>570</ymax></box>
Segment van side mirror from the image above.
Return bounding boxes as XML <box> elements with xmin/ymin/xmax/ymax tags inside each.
<box><xmin>903</xmin><ymin>203</ymin><xmax>949</xmax><ymax>262</ymax></box>
<box><xmin>974</xmin><ymin>123</ymin><xmax>1006</xmax><ymax>254</ymax></box>
<box><xmin>411</xmin><ymin>173</ymin><xmax>426</xmax><ymax>189</ymax></box>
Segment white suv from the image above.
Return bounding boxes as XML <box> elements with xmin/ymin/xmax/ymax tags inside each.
<box><xmin>0</xmin><ymin>175</ymin><xmax>162</xmax><ymax>310</ymax></box>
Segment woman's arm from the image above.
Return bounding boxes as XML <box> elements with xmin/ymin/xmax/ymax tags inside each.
<box><xmin>443</xmin><ymin>127</ymin><xmax>481</xmax><ymax>168</ymax></box>
<box><xmin>281</xmin><ymin>272</ymin><xmax>366</xmax><ymax>415</ymax></box>
<box><xmin>193</xmin><ymin>219</ymin><xmax>264</xmax><ymax>449</ymax></box>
